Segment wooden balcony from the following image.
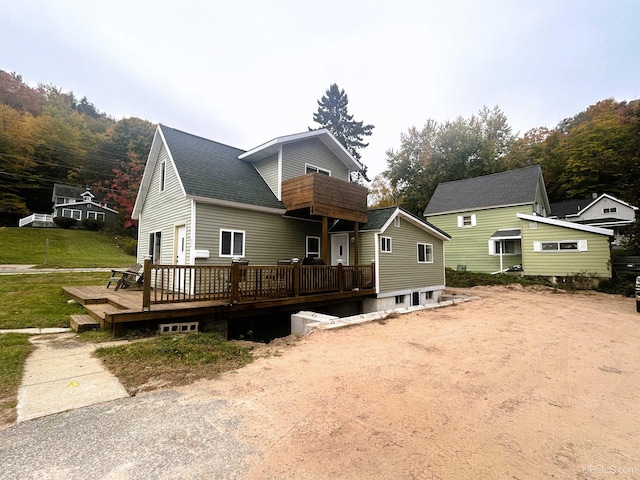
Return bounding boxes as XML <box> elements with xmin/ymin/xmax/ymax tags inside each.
<box><xmin>281</xmin><ymin>173</ymin><xmax>368</xmax><ymax>222</ymax></box>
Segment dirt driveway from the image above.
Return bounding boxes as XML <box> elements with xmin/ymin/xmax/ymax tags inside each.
<box><xmin>180</xmin><ymin>285</ymin><xmax>640</xmax><ymax>479</ymax></box>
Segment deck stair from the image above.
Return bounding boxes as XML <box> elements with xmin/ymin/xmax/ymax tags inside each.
<box><xmin>70</xmin><ymin>314</ymin><xmax>100</xmax><ymax>333</ymax></box>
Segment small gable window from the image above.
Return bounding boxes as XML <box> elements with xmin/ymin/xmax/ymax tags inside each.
<box><xmin>457</xmin><ymin>214</ymin><xmax>477</xmax><ymax>227</ymax></box>
<box><xmin>159</xmin><ymin>161</ymin><xmax>166</xmax><ymax>192</ymax></box>
<box><xmin>305</xmin><ymin>164</ymin><xmax>331</xmax><ymax>176</ymax></box>
<box><xmin>603</xmin><ymin>207</ymin><xmax>617</xmax><ymax>214</ymax></box>
<box><xmin>380</xmin><ymin>236</ymin><xmax>392</xmax><ymax>253</ymax></box>
<box><xmin>220</xmin><ymin>229</ymin><xmax>245</xmax><ymax>257</ymax></box>
<box><xmin>417</xmin><ymin>243</ymin><xmax>433</xmax><ymax>263</ymax></box>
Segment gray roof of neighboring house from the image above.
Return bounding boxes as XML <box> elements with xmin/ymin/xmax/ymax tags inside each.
<box><xmin>424</xmin><ymin>165</ymin><xmax>544</xmax><ymax>216</ymax></box>
<box><xmin>52</xmin><ymin>183</ymin><xmax>101</xmax><ymax>202</ymax></box>
<box><xmin>331</xmin><ymin>206</ymin><xmax>450</xmax><ymax>239</ymax></box>
<box><xmin>160</xmin><ymin>125</ymin><xmax>284</xmax><ymax>209</ymax></box>
<box><xmin>549</xmin><ymin>198</ymin><xmax>593</xmax><ymax>218</ymax></box>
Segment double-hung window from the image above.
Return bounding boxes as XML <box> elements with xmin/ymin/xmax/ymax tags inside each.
<box><xmin>61</xmin><ymin>208</ymin><xmax>81</xmax><ymax>220</ymax></box>
<box><xmin>417</xmin><ymin>243</ymin><xmax>433</xmax><ymax>263</ymax></box>
<box><xmin>87</xmin><ymin>211</ymin><xmax>105</xmax><ymax>221</ymax></box>
<box><xmin>220</xmin><ymin>229</ymin><xmax>245</xmax><ymax>257</ymax></box>
<box><xmin>380</xmin><ymin>236</ymin><xmax>392</xmax><ymax>253</ymax></box>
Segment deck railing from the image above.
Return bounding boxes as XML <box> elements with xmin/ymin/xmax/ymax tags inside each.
<box><xmin>142</xmin><ymin>259</ymin><xmax>375</xmax><ymax>310</ymax></box>
<box><xmin>18</xmin><ymin>213</ymin><xmax>54</xmax><ymax>227</ymax></box>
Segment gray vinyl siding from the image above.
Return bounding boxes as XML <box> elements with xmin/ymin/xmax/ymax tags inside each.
<box><xmin>378</xmin><ymin>219</ymin><xmax>445</xmax><ymax>293</ymax></box>
<box><xmin>194</xmin><ymin>203</ymin><xmax>322</xmax><ymax>265</ymax></box>
<box><xmin>339</xmin><ymin>231</ymin><xmax>376</xmax><ymax>266</ymax></box>
<box><xmin>253</xmin><ymin>154</ymin><xmax>279</xmax><ymax>198</ymax></box>
<box><xmin>281</xmin><ymin>138</ymin><xmax>350</xmax><ymax>182</ymax></box>
<box><xmin>534</xmin><ymin>179</ymin><xmax>549</xmax><ymax>215</ymax></box>
<box><xmin>137</xmin><ymin>144</ymin><xmax>192</xmax><ymax>264</ymax></box>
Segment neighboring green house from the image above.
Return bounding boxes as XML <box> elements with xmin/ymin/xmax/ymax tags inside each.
<box><xmin>132</xmin><ymin>125</ymin><xmax>449</xmax><ymax>314</ymax></box>
<box><xmin>331</xmin><ymin>206</ymin><xmax>450</xmax><ymax>311</ymax></box>
<box><xmin>424</xmin><ymin>165</ymin><xmax>613</xmax><ymax>279</ymax></box>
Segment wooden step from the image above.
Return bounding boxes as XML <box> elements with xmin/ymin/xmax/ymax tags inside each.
<box><xmin>84</xmin><ymin>302</ymin><xmax>129</xmax><ymax>323</ymax></box>
<box><xmin>70</xmin><ymin>314</ymin><xmax>100</xmax><ymax>333</ymax></box>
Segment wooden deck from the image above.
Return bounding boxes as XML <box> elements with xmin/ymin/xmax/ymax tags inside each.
<box><xmin>63</xmin><ymin>284</ymin><xmax>376</xmax><ymax>335</ymax></box>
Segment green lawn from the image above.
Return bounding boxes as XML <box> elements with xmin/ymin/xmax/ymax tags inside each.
<box><xmin>0</xmin><ymin>227</ymin><xmax>136</xmax><ymax>268</ymax></box>
<box><xmin>0</xmin><ymin>272</ymin><xmax>108</xmax><ymax>329</ymax></box>
<box><xmin>0</xmin><ymin>333</ymin><xmax>35</xmax><ymax>426</ymax></box>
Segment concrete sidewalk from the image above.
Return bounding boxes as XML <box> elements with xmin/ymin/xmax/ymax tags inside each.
<box><xmin>17</xmin><ymin>333</ymin><xmax>129</xmax><ymax>422</ymax></box>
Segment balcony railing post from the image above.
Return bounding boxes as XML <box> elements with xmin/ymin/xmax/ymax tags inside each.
<box><xmin>142</xmin><ymin>258</ymin><xmax>152</xmax><ymax>311</ymax></box>
<box><xmin>337</xmin><ymin>261</ymin><xmax>344</xmax><ymax>292</ymax></box>
<box><xmin>230</xmin><ymin>258</ymin><xmax>240</xmax><ymax>304</ymax></box>
<box><xmin>371</xmin><ymin>261</ymin><xmax>376</xmax><ymax>290</ymax></box>
<box><xmin>292</xmin><ymin>258</ymin><xmax>300</xmax><ymax>297</ymax></box>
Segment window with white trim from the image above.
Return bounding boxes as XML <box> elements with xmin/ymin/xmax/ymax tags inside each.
<box><xmin>533</xmin><ymin>240</ymin><xmax>588</xmax><ymax>252</ymax></box>
<box><xmin>489</xmin><ymin>240</ymin><xmax>521</xmax><ymax>255</ymax></box>
<box><xmin>603</xmin><ymin>207</ymin><xmax>617</xmax><ymax>214</ymax></box>
<box><xmin>458</xmin><ymin>214</ymin><xmax>477</xmax><ymax>227</ymax></box>
<box><xmin>305</xmin><ymin>164</ymin><xmax>331</xmax><ymax>176</ymax></box>
<box><xmin>220</xmin><ymin>229</ymin><xmax>245</xmax><ymax>257</ymax></box>
<box><xmin>149</xmin><ymin>231</ymin><xmax>162</xmax><ymax>264</ymax></box>
<box><xmin>417</xmin><ymin>243</ymin><xmax>433</xmax><ymax>263</ymax></box>
<box><xmin>87</xmin><ymin>211</ymin><xmax>105</xmax><ymax>221</ymax></box>
<box><xmin>159</xmin><ymin>161</ymin><xmax>166</xmax><ymax>192</ymax></box>
<box><xmin>380</xmin><ymin>236</ymin><xmax>392</xmax><ymax>253</ymax></box>
<box><xmin>306</xmin><ymin>236</ymin><xmax>321</xmax><ymax>257</ymax></box>
<box><xmin>61</xmin><ymin>208</ymin><xmax>82</xmax><ymax>220</ymax></box>
<box><xmin>394</xmin><ymin>217</ymin><xmax>401</xmax><ymax>228</ymax></box>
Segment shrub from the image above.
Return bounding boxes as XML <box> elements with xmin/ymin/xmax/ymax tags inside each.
<box><xmin>81</xmin><ymin>218</ymin><xmax>104</xmax><ymax>231</ymax></box>
<box><xmin>53</xmin><ymin>216</ymin><xmax>77</xmax><ymax>229</ymax></box>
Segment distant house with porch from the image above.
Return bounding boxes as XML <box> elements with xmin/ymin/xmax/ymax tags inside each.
<box><xmin>132</xmin><ymin>125</ymin><xmax>450</xmax><ymax>317</ymax></box>
<box><xmin>424</xmin><ymin>165</ymin><xmax>614</xmax><ymax>279</ymax></box>
<box><xmin>51</xmin><ymin>184</ymin><xmax>118</xmax><ymax>225</ymax></box>
<box><xmin>19</xmin><ymin>183</ymin><xmax>118</xmax><ymax>227</ymax></box>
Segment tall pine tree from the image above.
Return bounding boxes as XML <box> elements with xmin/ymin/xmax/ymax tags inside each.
<box><xmin>311</xmin><ymin>84</ymin><xmax>374</xmax><ymax>181</ymax></box>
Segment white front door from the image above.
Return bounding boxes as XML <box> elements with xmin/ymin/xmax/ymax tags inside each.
<box><xmin>331</xmin><ymin>234</ymin><xmax>349</xmax><ymax>265</ymax></box>
<box><xmin>175</xmin><ymin>225</ymin><xmax>187</xmax><ymax>292</ymax></box>
<box><xmin>176</xmin><ymin>225</ymin><xmax>186</xmax><ymax>265</ymax></box>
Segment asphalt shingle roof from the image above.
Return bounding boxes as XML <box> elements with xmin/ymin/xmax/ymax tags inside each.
<box><xmin>424</xmin><ymin>165</ymin><xmax>543</xmax><ymax>216</ymax></box>
<box><xmin>331</xmin><ymin>206</ymin><xmax>450</xmax><ymax>239</ymax></box>
<box><xmin>549</xmin><ymin>198</ymin><xmax>593</xmax><ymax>218</ymax></box>
<box><xmin>160</xmin><ymin>125</ymin><xmax>284</xmax><ymax>209</ymax></box>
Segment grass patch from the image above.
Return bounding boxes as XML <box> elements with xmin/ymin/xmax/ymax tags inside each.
<box><xmin>446</xmin><ymin>268</ymin><xmax>554</xmax><ymax>289</ymax></box>
<box><xmin>0</xmin><ymin>227</ymin><xmax>136</xmax><ymax>267</ymax></box>
<box><xmin>0</xmin><ymin>333</ymin><xmax>35</xmax><ymax>426</ymax></box>
<box><xmin>94</xmin><ymin>333</ymin><xmax>253</xmax><ymax>395</ymax></box>
<box><xmin>0</xmin><ymin>272</ymin><xmax>107</xmax><ymax>329</ymax></box>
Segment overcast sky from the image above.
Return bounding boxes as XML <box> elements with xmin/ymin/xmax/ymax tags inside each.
<box><xmin>2</xmin><ymin>0</ymin><xmax>639</xmax><ymax>177</ymax></box>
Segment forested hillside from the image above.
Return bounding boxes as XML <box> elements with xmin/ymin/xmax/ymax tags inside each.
<box><xmin>0</xmin><ymin>70</ymin><xmax>155</xmax><ymax>230</ymax></box>
<box><xmin>382</xmin><ymin>100</ymin><xmax>640</xmax><ymax>219</ymax></box>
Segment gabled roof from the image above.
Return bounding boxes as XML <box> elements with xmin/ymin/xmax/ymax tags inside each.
<box><xmin>133</xmin><ymin>125</ymin><xmax>285</xmax><ymax>218</ymax></box>
<box><xmin>239</xmin><ymin>129</ymin><xmax>363</xmax><ymax>172</ymax></box>
<box><xmin>424</xmin><ymin>165</ymin><xmax>547</xmax><ymax>216</ymax></box>
<box><xmin>550</xmin><ymin>193</ymin><xmax>638</xmax><ymax>219</ymax></box>
<box><xmin>331</xmin><ymin>206</ymin><xmax>450</xmax><ymax>241</ymax></box>
<box><xmin>517</xmin><ymin>213</ymin><xmax>613</xmax><ymax>236</ymax></box>
<box><xmin>549</xmin><ymin>198</ymin><xmax>593</xmax><ymax>218</ymax></box>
